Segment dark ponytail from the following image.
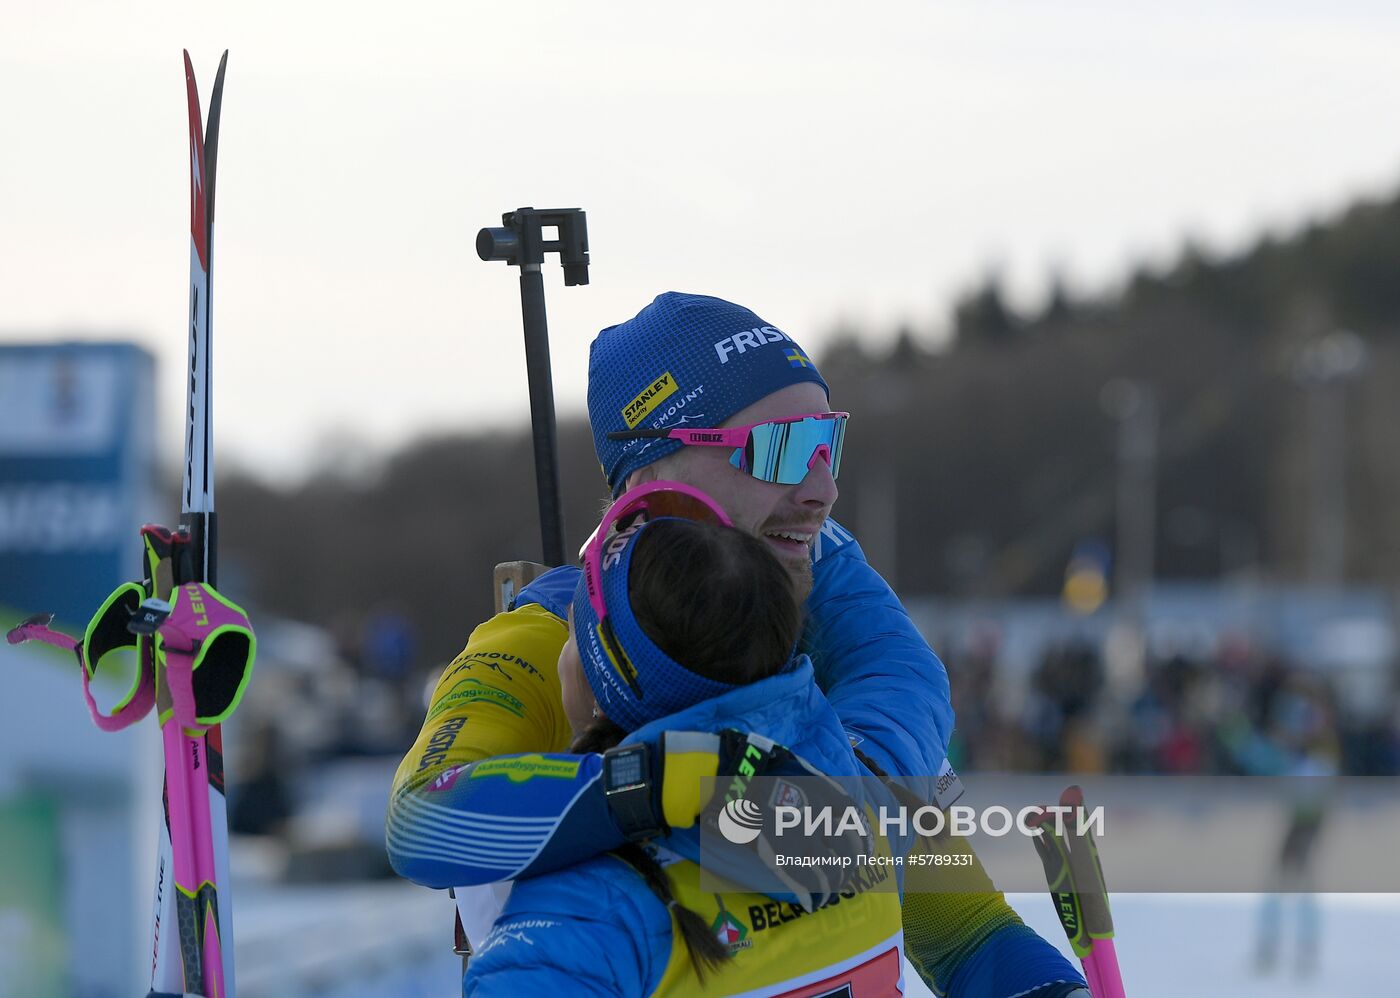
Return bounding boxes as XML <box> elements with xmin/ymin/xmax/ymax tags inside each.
<box><xmin>614</xmin><ymin>842</ymin><xmax>731</xmax><ymax>981</ymax></box>
<box><xmin>571</xmin><ymin>721</ymin><xmax>732</xmax><ymax>981</ymax></box>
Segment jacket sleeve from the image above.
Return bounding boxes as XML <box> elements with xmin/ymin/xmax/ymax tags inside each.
<box><xmin>944</xmin><ymin>921</ymin><xmax>1087</xmax><ymax>998</ymax></box>
<box><xmin>385</xmin><ymin>575</ymin><xmax>629</xmax><ymax>887</ymax></box>
<box><xmin>805</xmin><ymin>523</ymin><xmax>1084</xmax><ymax>997</ymax></box>
<box><xmin>464</xmin><ymin>858</ymin><xmax>666</xmax><ymax>997</ymax></box>
<box><xmin>386</xmin><ymin>744</ymin><xmax>626</xmax><ymax>888</ymax></box>
<box><xmin>803</xmin><ymin>519</ymin><xmax>954</xmax><ymax>784</ymax></box>
<box><xmin>901</xmin><ymin>846</ymin><xmax>1086</xmax><ymax>996</ymax></box>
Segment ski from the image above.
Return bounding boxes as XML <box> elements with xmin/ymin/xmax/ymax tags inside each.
<box><xmin>1</xmin><ymin>47</ymin><xmax>245</xmax><ymax>998</ymax></box>
<box><xmin>146</xmin><ymin>49</ymin><xmax>235</xmax><ymax>998</ymax></box>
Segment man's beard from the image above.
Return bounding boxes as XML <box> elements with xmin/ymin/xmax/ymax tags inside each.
<box><xmin>784</xmin><ymin>556</ymin><xmax>814</xmax><ymax>604</ymax></box>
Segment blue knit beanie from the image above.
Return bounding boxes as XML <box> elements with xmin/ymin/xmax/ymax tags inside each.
<box><xmin>588</xmin><ymin>292</ymin><xmax>829</xmax><ymax>496</ymax></box>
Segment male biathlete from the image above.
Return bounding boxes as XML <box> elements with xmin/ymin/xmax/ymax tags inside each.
<box><xmin>388</xmin><ymin>292</ymin><xmax>1087</xmax><ymax>996</ymax></box>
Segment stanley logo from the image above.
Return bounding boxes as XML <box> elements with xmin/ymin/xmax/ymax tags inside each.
<box><xmin>622</xmin><ymin>372</ymin><xmax>678</xmax><ymax>428</ymax></box>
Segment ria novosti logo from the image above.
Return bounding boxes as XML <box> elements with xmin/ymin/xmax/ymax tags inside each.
<box><xmin>716</xmin><ymin>792</ymin><xmax>1107</xmax><ymax>843</ymax></box>
<box><xmin>717</xmin><ymin>798</ymin><xmax>764</xmax><ymax>844</ymax></box>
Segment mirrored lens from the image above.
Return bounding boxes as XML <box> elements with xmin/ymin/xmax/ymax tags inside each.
<box><xmin>829</xmin><ymin>415</ymin><xmax>846</xmax><ymax>479</ymax></box>
<box><xmin>748</xmin><ymin>416</ymin><xmax>847</xmax><ymax>484</ymax></box>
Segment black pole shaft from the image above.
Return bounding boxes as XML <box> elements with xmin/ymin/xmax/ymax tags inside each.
<box><xmin>518</xmin><ymin>266</ymin><xmax>566</xmax><ymax>567</ymax></box>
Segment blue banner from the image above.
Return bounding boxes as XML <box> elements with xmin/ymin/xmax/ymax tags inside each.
<box><xmin>0</xmin><ymin>343</ymin><xmax>155</xmax><ymax>629</ymax></box>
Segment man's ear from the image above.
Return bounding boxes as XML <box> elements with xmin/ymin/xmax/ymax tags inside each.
<box><xmin>626</xmin><ymin>464</ymin><xmax>659</xmax><ymax>489</ymax></box>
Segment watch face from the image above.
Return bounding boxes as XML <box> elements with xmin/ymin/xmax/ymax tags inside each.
<box><xmin>607</xmin><ymin>747</ymin><xmax>646</xmax><ymax>792</ymax></box>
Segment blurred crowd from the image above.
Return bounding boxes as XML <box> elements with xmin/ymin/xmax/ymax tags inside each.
<box><xmin>226</xmin><ymin>606</ymin><xmax>1400</xmax><ymax>861</ymax></box>
<box><xmin>226</xmin><ymin>608</ymin><xmax>430</xmax><ymax>846</ymax></box>
<box><xmin>945</xmin><ymin>631</ymin><xmax>1400</xmax><ymax>777</ymax></box>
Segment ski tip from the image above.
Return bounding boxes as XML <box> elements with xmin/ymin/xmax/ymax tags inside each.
<box><xmin>213</xmin><ymin>51</ymin><xmax>229</xmax><ymax>92</ymax></box>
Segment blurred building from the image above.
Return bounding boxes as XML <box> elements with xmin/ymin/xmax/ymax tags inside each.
<box><xmin>0</xmin><ymin>342</ymin><xmax>156</xmax><ymax>996</ymax></box>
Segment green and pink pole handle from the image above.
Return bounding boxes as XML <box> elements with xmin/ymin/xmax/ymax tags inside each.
<box><xmin>1028</xmin><ymin>785</ymin><xmax>1127</xmax><ymax>998</ymax></box>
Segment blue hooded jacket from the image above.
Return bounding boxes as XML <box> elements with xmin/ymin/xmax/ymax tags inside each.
<box><xmin>388</xmin><ymin>520</ymin><xmax>1083</xmax><ymax>996</ymax></box>
<box><xmin>465</xmin><ymin>658</ymin><xmax>912</xmax><ymax>997</ymax></box>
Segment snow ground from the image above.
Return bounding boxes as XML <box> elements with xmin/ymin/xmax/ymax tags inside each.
<box><xmin>234</xmin><ymin>883</ymin><xmax>1398</xmax><ymax>996</ymax></box>
<box><xmin>1000</xmin><ymin>892</ymin><xmax>1397</xmax><ymax>998</ymax></box>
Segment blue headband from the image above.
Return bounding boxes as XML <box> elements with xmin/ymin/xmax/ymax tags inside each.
<box><xmin>571</xmin><ymin>517</ymin><xmax>738</xmax><ymax>730</ymax></box>
<box><xmin>588</xmin><ymin>292</ymin><xmax>829</xmax><ymax>496</ymax></box>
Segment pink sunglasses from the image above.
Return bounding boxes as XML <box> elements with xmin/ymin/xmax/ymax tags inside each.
<box><xmin>607</xmin><ymin>411</ymin><xmax>848</xmax><ymax>485</ymax></box>
<box><xmin>580</xmin><ymin>481</ymin><xmax>733</xmax><ymax>621</ymax></box>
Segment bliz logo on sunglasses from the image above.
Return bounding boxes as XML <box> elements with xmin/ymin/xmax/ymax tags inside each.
<box><xmin>713</xmin><ymin>326</ymin><xmax>794</xmax><ymax>363</ymax></box>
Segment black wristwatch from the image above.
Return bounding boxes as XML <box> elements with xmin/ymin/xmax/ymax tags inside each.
<box><xmin>602</xmin><ymin>743</ymin><xmax>664</xmax><ymax>842</ymax></box>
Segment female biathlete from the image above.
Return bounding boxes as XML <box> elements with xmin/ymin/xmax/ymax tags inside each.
<box><xmin>465</xmin><ymin>493</ymin><xmax>912</xmax><ymax>994</ymax></box>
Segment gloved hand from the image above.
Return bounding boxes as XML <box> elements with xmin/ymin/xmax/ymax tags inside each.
<box><xmin>642</xmin><ymin>728</ymin><xmax>877</xmax><ymax>910</ymax></box>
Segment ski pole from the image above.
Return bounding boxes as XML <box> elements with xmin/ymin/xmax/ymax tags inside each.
<box><xmin>1029</xmin><ymin>785</ymin><xmax>1127</xmax><ymax>998</ymax></box>
<box><xmin>476</xmin><ymin>207</ymin><xmax>590</xmax><ymax>567</ymax></box>
<box><xmin>152</xmin><ymin>50</ymin><xmax>239</xmax><ymax>997</ymax></box>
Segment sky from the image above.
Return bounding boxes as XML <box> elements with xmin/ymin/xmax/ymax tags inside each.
<box><xmin>4</xmin><ymin>1</ymin><xmax>1400</xmax><ymax>483</ymax></box>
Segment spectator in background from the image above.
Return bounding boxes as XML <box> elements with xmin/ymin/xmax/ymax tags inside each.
<box><xmin>229</xmin><ymin>721</ymin><xmax>292</xmax><ymax>837</ymax></box>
